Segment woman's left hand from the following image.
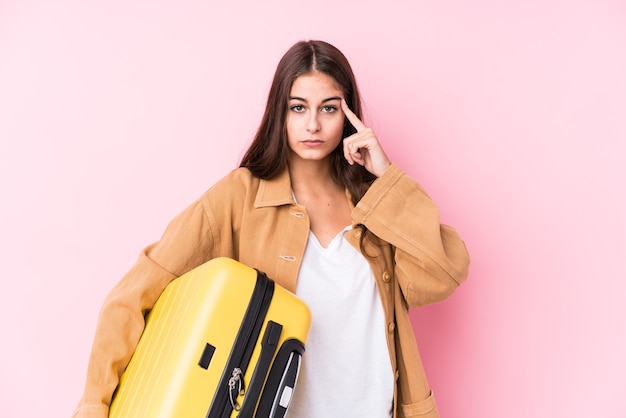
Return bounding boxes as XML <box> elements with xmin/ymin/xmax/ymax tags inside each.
<box><xmin>341</xmin><ymin>99</ymin><xmax>391</xmax><ymax>177</ymax></box>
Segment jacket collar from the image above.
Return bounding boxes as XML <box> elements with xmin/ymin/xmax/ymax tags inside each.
<box><xmin>254</xmin><ymin>169</ymin><xmax>295</xmax><ymax>208</ymax></box>
<box><xmin>253</xmin><ymin>168</ymin><xmax>357</xmax><ymax>211</ymax></box>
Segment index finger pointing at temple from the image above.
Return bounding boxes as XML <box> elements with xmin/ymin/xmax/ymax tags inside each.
<box><xmin>341</xmin><ymin>99</ymin><xmax>367</xmax><ymax>132</ymax></box>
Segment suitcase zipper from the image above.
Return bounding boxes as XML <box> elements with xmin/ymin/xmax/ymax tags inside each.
<box><xmin>207</xmin><ymin>270</ymin><xmax>275</xmax><ymax>418</ymax></box>
<box><xmin>228</xmin><ymin>368</ymin><xmax>245</xmax><ymax>411</ymax></box>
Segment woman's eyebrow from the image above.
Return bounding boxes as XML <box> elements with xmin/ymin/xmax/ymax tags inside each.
<box><xmin>288</xmin><ymin>96</ymin><xmax>342</xmax><ymax>103</ymax></box>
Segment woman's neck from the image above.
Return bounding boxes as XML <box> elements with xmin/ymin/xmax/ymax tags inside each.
<box><xmin>288</xmin><ymin>157</ymin><xmax>352</xmax><ymax>248</ymax></box>
<box><xmin>288</xmin><ymin>158</ymin><xmax>341</xmax><ymax>197</ymax></box>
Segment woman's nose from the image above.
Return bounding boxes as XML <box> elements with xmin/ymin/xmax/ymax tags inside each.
<box><xmin>306</xmin><ymin>112</ymin><xmax>321</xmax><ymax>132</ymax></box>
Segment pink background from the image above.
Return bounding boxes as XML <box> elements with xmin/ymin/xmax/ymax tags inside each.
<box><xmin>1</xmin><ymin>1</ymin><xmax>625</xmax><ymax>416</ymax></box>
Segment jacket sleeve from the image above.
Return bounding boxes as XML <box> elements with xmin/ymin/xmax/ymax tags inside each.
<box><xmin>72</xmin><ymin>196</ymin><xmax>217</xmax><ymax>418</ymax></box>
<box><xmin>352</xmin><ymin>163</ymin><xmax>470</xmax><ymax>307</ymax></box>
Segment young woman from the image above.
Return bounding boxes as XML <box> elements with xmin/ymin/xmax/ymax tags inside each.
<box><xmin>73</xmin><ymin>40</ymin><xmax>470</xmax><ymax>418</ymax></box>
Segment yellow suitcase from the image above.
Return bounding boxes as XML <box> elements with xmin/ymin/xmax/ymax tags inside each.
<box><xmin>109</xmin><ymin>257</ymin><xmax>311</xmax><ymax>418</ymax></box>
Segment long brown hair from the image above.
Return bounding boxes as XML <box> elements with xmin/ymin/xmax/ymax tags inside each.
<box><xmin>239</xmin><ymin>40</ymin><xmax>376</xmax><ymax>204</ymax></box>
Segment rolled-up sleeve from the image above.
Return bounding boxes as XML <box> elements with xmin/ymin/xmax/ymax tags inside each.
<box><xmin>352</xmin><ymin>163</ymin><xmax>470</xmax><ymax>307</ymax></box>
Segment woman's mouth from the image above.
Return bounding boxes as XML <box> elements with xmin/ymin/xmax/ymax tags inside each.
<box><xmin>302</xmin><ymin>139</ymin><xmax>324</xmax><ymax>147</ymax></box>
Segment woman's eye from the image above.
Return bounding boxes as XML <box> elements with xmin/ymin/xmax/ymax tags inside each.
<box><xmin>321</xmin><ymin>105</ymin><xmax>337</xmax><ymax>113</ymax></box>
<box><xmin>290</xmin><ymin>105</ymin><xmax>305</xmax><ymax>113</ymax></box>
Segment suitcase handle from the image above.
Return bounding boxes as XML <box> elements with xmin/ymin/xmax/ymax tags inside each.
<box><xmin>237</xmin><ymin>321</ymin><xmax>283</xmax><ymax>416</ymax></box>
<box><xmin>255</xmin><ymin>339</ymin><xmax>305</xmax><ymax>418</ymax></box>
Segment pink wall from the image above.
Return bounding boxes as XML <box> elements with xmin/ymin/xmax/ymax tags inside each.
<box><xmin>1</xmin><ymin>1</ymin><xmax>625</xmax><ymax>416</ymax></box>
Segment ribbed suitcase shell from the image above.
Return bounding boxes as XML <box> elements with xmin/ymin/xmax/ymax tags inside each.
<box><xmin>109</xmin><ymin>257</ymin><xmax>311</xmax><ymax>418</ymax></box>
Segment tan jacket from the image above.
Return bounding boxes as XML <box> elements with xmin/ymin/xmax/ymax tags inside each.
<box><xmin>73</xmin><ymin>163</ymin><xmax>470</xmax><ymax>418</ymax></box>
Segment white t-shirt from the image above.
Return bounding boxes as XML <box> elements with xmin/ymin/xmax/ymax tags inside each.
<box><xmin>285</xmin><ymin>226</ymin><xmax>394</xmax><ymax>417</ymax></box>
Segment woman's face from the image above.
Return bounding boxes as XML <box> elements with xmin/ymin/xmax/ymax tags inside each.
<box><xmin>286</xmin><ymin>71</ymin><xmax>345</xmax><ymax>165</ymax></box>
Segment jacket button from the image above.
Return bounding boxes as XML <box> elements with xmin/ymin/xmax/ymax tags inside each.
<box><xmin>387</xmin><ymin>322</ymin><xmax>395</xmax><ymax>333</ymax></box>
<box><xmin>382</xmin><ymin>271</ymin><xmax>391</xmax><ymax>283</ymax></box>
<box><xmin>395</xmin><ymin>370</ymin><xmax>400</xmax><ymax>381</ymax></box>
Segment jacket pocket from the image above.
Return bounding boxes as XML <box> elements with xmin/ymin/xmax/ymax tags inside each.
<box><xmin>401</xmin><ymin>391</ymin><xmax>438</xmax><ymax>417</ymax></box>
